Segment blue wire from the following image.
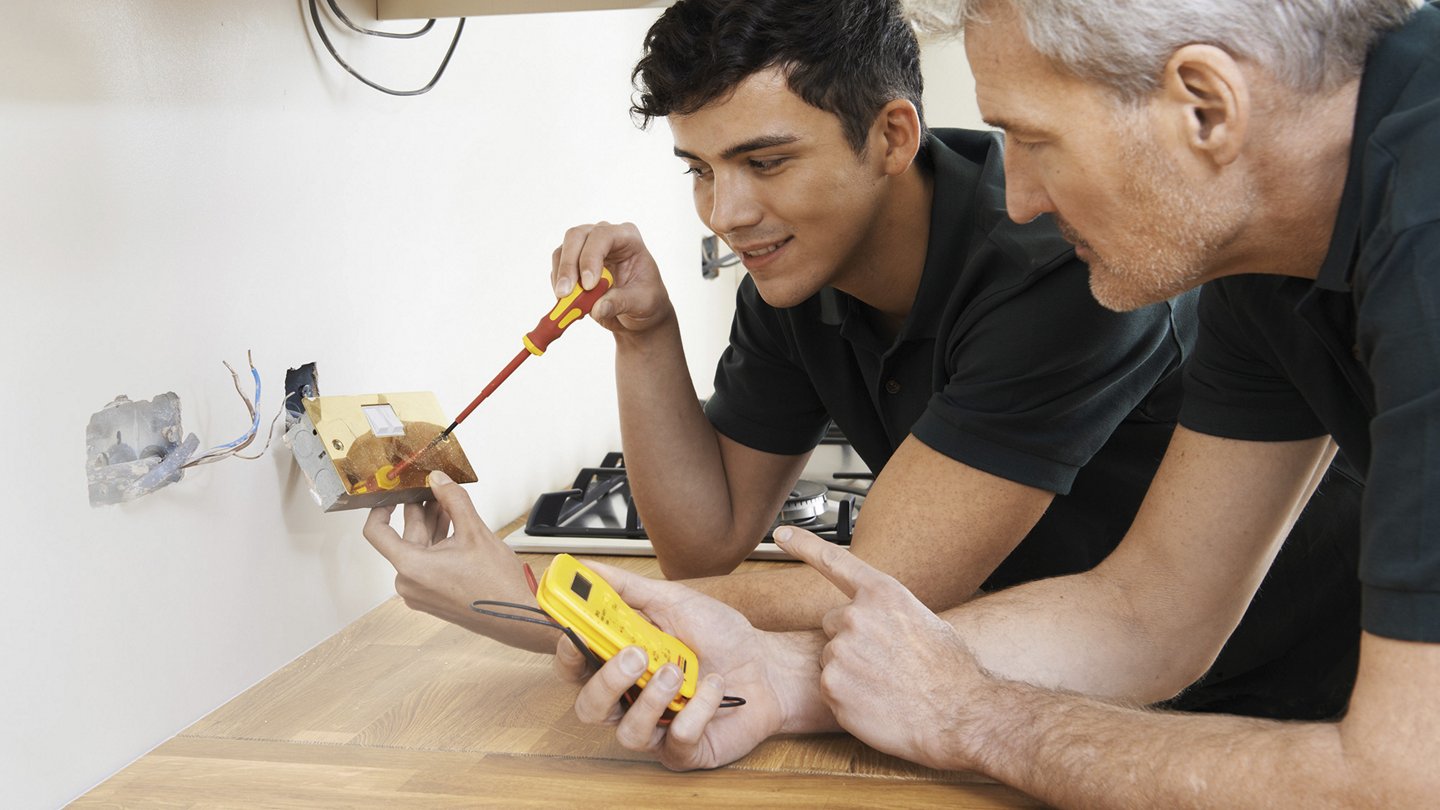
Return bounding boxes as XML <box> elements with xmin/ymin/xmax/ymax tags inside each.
<box><xmin>203</xmin><ymin>365</ymin><xmax>262</xmax><ymax>454</ymax></box>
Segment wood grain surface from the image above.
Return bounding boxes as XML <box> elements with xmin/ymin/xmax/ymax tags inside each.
<box><xmin>76</xmin><ymin>543</ymin><xmax>1043</xmax><ymax>808</ymax></box>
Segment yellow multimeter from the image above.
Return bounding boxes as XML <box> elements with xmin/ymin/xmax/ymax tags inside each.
<box><xmin>535</xmin><ymin>554</ymin><xmax>699</xmax><ymax>713</ymax></box>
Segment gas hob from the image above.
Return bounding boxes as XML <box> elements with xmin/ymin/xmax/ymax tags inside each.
<box><xmin>506</xmin><ymin>438</ymin><xmax>869</xmax><ymax>560</ymax></box>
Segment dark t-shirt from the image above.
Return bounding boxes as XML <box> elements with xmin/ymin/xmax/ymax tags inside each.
<box><xmin>1180</xmin><ymin>4</ymin><xmax>1440</xmax><ymax>643</ymax></box>
<box><xmin>706</xmin><ymin>129</ymin><xmax>1193</xmax><ymax>588</ymax></box>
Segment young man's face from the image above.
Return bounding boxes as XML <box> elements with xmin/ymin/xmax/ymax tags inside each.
<box><xmin>669</xmin><ymin>68</ymin><xmax>892</xmax><ymax>308</ymax></box>
<box><xmin>965</xmin><ymin>6</ymin><xmax>1252</xmax><ymax>311</ymax></box>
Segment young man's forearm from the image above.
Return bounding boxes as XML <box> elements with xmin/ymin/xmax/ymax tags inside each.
<box><xmin>613</xmin><ymin>317</ymin><xmax>743</xmax><ymax>566</ymax></box>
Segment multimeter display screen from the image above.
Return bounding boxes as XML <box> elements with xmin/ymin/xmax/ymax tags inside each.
<box><xmin>570</xmin><ymin>572</ymin><xmax>592</xmax><ymax>601</ymax></box>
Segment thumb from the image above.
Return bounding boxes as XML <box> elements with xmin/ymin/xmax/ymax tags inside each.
<box><xmin>575</xmin><ymin>559</ymin><xmax>682</xmax><ymax>616</ymax></box>
<box><xmin>589</xmin><ymin>286</ymin><xmax>664</xmax><ymax>328</ymax></box>
<box><xmin>426</xmin><ymin>470</ymin><xmax>491</xmax><ymax>537</ymax></box>
<box><xmin>774</xmin><ymin>527</ymin><xmax>891</xmax><ymax>601</ymax></box>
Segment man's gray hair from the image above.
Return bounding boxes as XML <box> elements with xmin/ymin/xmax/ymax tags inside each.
<box><xmin>907</xmin><ymin>0</ymin><xmax>1423</xmax><ymax>99</ymax></box>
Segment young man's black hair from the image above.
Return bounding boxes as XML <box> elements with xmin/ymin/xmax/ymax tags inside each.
<box><xmin>631</xmin><ymin>0</ymin><xmax>928</xmax><ymax>154</ymax></box>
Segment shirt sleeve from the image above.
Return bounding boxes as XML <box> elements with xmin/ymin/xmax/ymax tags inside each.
<box><xmin>911</xmin><ymin>254</ymin><xmax>1188</xmax><ymax>495</ymax></box>
<box><xmin>1355</xmin><ymin>223</ymin><xmax>1440</xmax><ymax>642</ymax></box>
<box><xmin>704</xmin><ymin>277</ymin><xmax>830</xmax><ymax>455</ymax></box>
<box><xmin>1179</xmin><ymin>279</ymin><xmax>1330</xmax><ymax>441</ymax></box>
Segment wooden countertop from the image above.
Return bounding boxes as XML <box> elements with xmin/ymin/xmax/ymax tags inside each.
<box><xmin>77</xmin><ymin>539</ymin><xmax>1042</xmax><ymax>808</ymax></box>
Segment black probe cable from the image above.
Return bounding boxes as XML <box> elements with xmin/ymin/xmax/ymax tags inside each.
<box><xmin>471</xmin><ymin>601</ymin><xmax>746</xmax><ymax>710</ymax></box>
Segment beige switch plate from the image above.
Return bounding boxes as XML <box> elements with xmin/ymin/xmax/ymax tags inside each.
<box><xmin>377</xmin><ymin>0</ymin><xmax>671</xmax><ymax>19</ymax></box>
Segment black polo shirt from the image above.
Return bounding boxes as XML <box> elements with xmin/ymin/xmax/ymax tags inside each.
<box><xmin>1180</xmin><ymin>4</ymin><xmax>1440</xmax><ymax>643</ymax></box>
<box><xmin>706</xmin><ymin>128</ymin><xmax>1194</xmax><ymax>588</ymax></box>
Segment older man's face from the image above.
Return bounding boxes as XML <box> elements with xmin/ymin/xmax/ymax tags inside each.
<box><xmin>964</xmin><ymin>5</ymin><xmax>1251</xmax><ymax>311</ymax></box>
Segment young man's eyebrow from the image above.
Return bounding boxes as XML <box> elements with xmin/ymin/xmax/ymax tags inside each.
<box><xmin>673</xmin><ymin>134</ymin><xmax>802</xmax><ymax>163</ymax></box>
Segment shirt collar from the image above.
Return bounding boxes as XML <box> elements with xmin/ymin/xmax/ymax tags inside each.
<box><xmin>821</xmin><ymin>132</ymin><xmax>987</xmax><ymax>350</ymax></box>
<box><xmin>1315</xmin><ymin>3</ymin><xmax>1439</xmax><ymax>291</ymax></box>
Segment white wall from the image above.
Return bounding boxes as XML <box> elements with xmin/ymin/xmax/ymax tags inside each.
<box><xmin>920</xmin><ymin>34</ymin><xmax>986</xmax><ymax>130</ymax></box>
<box><xmin>0</xmin><ymin>3</ymin><xmax>736</xmax><ymax>807</ymax></box>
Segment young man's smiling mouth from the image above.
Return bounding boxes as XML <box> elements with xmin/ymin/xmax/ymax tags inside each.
<box><xmin>734</xmin><ymin>236</ymin><xmax>794</xmax><ymax>268</ymax></box>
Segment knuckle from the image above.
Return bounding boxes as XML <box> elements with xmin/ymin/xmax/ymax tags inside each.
<box><xmin>573</xmin><ymin>693</ymin><xmax>609</xmax><ymax>726</ymax></box>
<box><xmin>573</xmin><ymin>703</ymin><xmax>602</xmax><ymax>726</ymax></box>
<box><xmin>818</xmin><ymin>667</ymin><xmax>839</xmax><ymax>702</ymax></box>
<box><xmin>667</xmin><ymin>718</ymin><xmax>701</xmax><ymax>747</ymax></box>
<box><xmin>614</xmin><ymin>722</ymin><xmax>653</xmax><ymax>752</ymax></box>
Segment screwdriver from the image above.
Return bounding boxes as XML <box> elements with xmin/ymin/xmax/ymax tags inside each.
<box><xmin>353</xmin><ymin>268</ymin><xmax>615</xmax><ymax>494</ymax></box>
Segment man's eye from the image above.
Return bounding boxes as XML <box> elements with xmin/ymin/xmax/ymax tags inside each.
<box><xmin>683</xmin><ymin>165</ymin><xmax>711</xmax><ymax>178</ymax></box>
<box><xmin>1007</xmin><ymin>134</ymin><xmax>1042</xmax><ymax>152</ymax></box>
<box><xmin>749</xmin><ymin>157</ymin><xmax>787</xmax><ymax>171</ymax></box>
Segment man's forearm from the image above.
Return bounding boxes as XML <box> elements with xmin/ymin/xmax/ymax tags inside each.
<box><xmin>942</xmin><ymin>570</ymin><xmax>1214</xmax><ymax>704</ymax></box>
<box><xmin>686</xmin><ymin>565</ymin><xmax>849</xmax><ymax>631</ymax></box>
<box><xmin>960</xmin><ymin>676</ymin><xmax>1364</xmax><ymax>809</ymax></box>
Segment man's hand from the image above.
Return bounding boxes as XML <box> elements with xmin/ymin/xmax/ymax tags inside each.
<box><xmin>551</xmin><ymin>559</ymin><xmax>830</xmax><ymax>770</ymax></box>
<box><xmin>776</xmin><ymin>526</ymin><xmax>986</xmax><ymax>772</ymax></box>
<box><xmin>551</xmin><ymin>221</ymin><xmax>675</xmax><ymax>338</ymax></box>
<box><xmin>362</xmin><ymin>471</ymin><xmax>555</xmax><ymax>652</ymax></box>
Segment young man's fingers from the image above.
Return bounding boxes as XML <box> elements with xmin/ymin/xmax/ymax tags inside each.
<box><xmin>401</xmin><ymin>502</ymin><xmax>428</xmax><ymax>545</ymax></box>
<box><xmin>553</xmin><ymin>224</ymin><xmax>597</xmax><ymax>297</ymax></box>
<box><xmin>361</xmin><ymin>506</ymin><xmax>408</xmax><ymax>566</ymax></box>
<box><xmin>574</xmin><ymin>221</ymin><xmax>623</xmax><ymax>291</ymax></box>
<box><xmin>773</xmin><ymin>526</ymin><xmax>891</xmax><ymax>600</ymax></box>
<box><xmin>553</xmin><ymin>632</ymin><xmax>595</xmax><ymax>684</ymax></box>
<box><xmin>426</xmin><ymin>471</ymin><xmax>490</xmax><ymax>537</ymax></box>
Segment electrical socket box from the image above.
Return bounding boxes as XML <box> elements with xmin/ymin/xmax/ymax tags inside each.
<box><xmin>288</xmin><ymin>392</ymin><xmax>478</xmax><ymax>512</ymax></box>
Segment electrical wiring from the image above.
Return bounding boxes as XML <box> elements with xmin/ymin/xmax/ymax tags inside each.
<box><xmin>471</xmin><ymin>599</ymin><xmax>747</xmax><ymax>711</ymax></box>
<box><xmin>182</xmin><ymin>352</ymin><xmax>289</xmax><ymax>468</ymax></box>
<box><xmin>308</xmin><ymin>0</ymin><xmax>465</xmax><ymax>96</ymax></box>
<box><xmin>235</xmin><ymin>393</ymin><xmax>294</xmax><ymax>460</ymax></box>
<box><xmin>700</xmin><ymin>236</ymin><xmax>741</xmax><ymax>279</ymax></box>
<box><xmin>701</xmin><ymin>251</ymin><xmax>741</xmax><ymax>277</ymax></box>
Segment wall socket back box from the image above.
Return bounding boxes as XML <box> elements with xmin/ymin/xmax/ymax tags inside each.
<box><xmin>289</xmin><ymin>391</ymin><xmax>478</xmax><ymax>512</ymax></box>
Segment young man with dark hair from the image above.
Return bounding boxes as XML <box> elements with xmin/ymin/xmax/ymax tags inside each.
<box><xmin>365</xmin><ymin>0</ymin><xmax>1358</xmax><ymax>722</ymax></box>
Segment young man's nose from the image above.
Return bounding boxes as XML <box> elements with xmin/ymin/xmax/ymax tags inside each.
<box><xmin>706</xmin><ymin>174</ymin><xmax>764</xmax><ymax>234</ymax></box>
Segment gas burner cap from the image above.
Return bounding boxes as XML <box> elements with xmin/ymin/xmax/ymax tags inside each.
<box><xmin>778</xmin><ymin>480</ymin><xmax>828</xmax><ymax>524</ymax></box>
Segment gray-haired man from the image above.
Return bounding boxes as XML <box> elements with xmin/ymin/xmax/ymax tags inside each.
<box><xmin>561</xmin><ymin>0</ymin><xmax>1440</xmax><ymax>804</ymax></box>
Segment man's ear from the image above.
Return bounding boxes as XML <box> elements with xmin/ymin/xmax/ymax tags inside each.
<box><xmin>1158</xmin><ymin>44</ymin><xmax>1250</xmax><ymax>167</ymax></box>
<box><xmin>872</xmin><ymin>98</ymin><xmax>923</xmax><ymax>175</ymax></box>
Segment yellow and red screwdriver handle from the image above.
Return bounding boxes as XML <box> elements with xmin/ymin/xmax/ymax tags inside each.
<box><xmin>356</xmin><ymin>269</ymin><xmax>614</xmax><ymax>494</ymax></box>
<box><xmin>523</xmin><ymin>267</ymin><xmax>616</xmax><ymax>356</ymax></box>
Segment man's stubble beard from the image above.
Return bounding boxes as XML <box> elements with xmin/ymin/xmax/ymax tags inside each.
<box><xmin>1072</xmin><ymin>124</ymin><xmax>1254</xmax><ymax>312</ymax></box>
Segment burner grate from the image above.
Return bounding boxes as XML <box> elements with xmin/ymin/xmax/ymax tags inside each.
<box><xmin>524</xmin><ymin>452</ymin><xmax>858</xmax><ymax>545</ymax></box>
